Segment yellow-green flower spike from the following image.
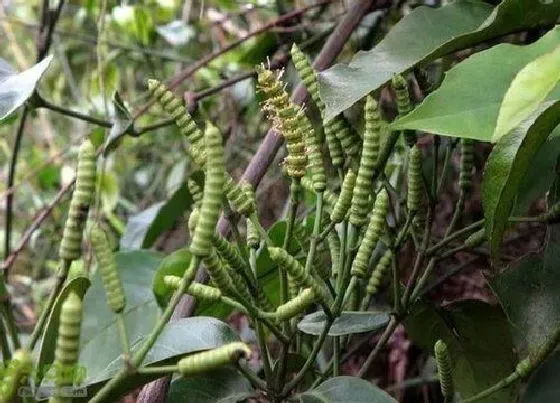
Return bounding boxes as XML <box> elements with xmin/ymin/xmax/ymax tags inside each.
<box><xmin>0</xmin><ymin>349</ymin><xmax>32</xmax><ymax>403</ymax></box>
<box><xmin>330</xmin><ymin>169</ymin><xmax>356</xmax><ymax>224</ymax></box>
<box><xmin>300</xmin><ymin>113</ymin><xmax>326</xmax><ymax>192</ymax></box>
<box><xmin>392</xmin><ymin>74</ymin><xmax>417</xmax><ymax>146</ymax></box>
<box><xmin>177</xmin><ymin>342</ymin><xmax>251</xmax><ymax>376</ymax></box>
<box><xmin>434</xmin><ymin>340</ymin><xmax>454</xmax><ymax>402</ymax></box>
<box><xmin>350</xmin><ymin>96</ymin><xmax>381</xmax><ymax>226</ymax></box>
<box><xmin>90</xmin><ymin>227</ymin><xmax>126</xmax><ymax>314</ymax></box>
<box><xmin>190</xmin><ymin>124</ymin><xmax>225</xmax><ymax>257</ymax></box>
<box><xmin>164</xmin><ymin>276</ymin><xmax>223</xmax><ymax>302</ymax></box>
<box><xmin>460</xmin><ymin>139</ymin><xmax>474</xmax><ymax>193</ymax></box>
<box><xmin>351</xmin><ymin>189</ymin><xmax>389</xmax><ymax>278</ymax></box>
<box><xmin>59</xmin><ymin>139</ymin><xmax>97</xmax><ymax>262</ymax></box>
<box><xmin>291</xmin><ymin>43</ymin><xmax>324</xmax><ymax>112</ymax></box>
<box><xmin>275</xmin><ymin>288</ymin><xmax>316</xmax><ymax>321</ymax></box>
<box><xmin>407</xmin><ymin>145</ymin><xmax>423</xmax><ymax>213</ymax></box>
<box><xmin>366</xmin><ymin>249</ymin><xmax>392</xmax><ymax>296</ymax></box>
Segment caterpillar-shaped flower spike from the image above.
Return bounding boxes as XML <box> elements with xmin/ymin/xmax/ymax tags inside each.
<box><xmin>350</xmin><ymin>96</ymin><xmax>381</xmax><ymax>226</ymax></box>
<box><xmin>203</xmin><ymin>250</ymin><xmax>236</xmax><ymax>297</ymax></box>
<box><xmin>188</xmin><ymin>178</ymin><xmax>203</xmax><ymax>207</ymax></box>
<box><xmin>464</xmin><ymin>228</ymin><xmax>486</xmax><ymax>248</ymax></box>
<box><xmin>351</xmin><ymin>189</ymin><xmax>389</xmax><ymax>278</ymax></box>
<box><xmin>392</xmin><ymin>74</ymin><xmax>417</xmax><ymax>147</ymax></box>
<box><xmin>330</xmin><ymin>169</ymin><xmax>356</xmax><ymax>223</ymax></box>
<box><xmin>275</xmin><ymin>288</ymin><xmax>316</xmax><ymax>321</ymax></box>
<box><xmin>459</xmin><ymin>139</ymin><xmax>474</xmax><ymax>193</ymax></box>
<box><xmin>323</xmin><ymin>122</ymin><xmax>344</xmax><ymax>168</ymax></box>
<box><xmin>407</xmin><ymin>145</ymin><xmax>423</xmax><ymax>213</ymax></box>
<box><xmin>147</xmin><ymin>80</ymin><xmax>205</xmax><ymax>161</ymax></box>
<box><xmin>164</xmin><ymin>276</ymin><xmax>223</xmax><ymax>302</ymax></box>
<box><xmin>90</xmin><ymin>227</ymin><xmax>126</xmax><ymax>313</ymax></box>
<box><xmin>300</xmin><ymin>113</ymin><xmax>326</xmax><ymax>192</ymax></box>
<box><xmin>177</xmin><ymin>342</ymin><xmax>251</xmax><ymax>377</ymax></box>
<box><xmin>434</xmin><ymin>340</ymin><xmax>454</xmax><ymax>402</ymax></box>
<box><xmin>366</xmin><ymin>249</ymin><xmax>392</xmax><ymax>296</ymax></box>
<box><xmin>0</xmin><ymin>349</ymin><xmax>32</xmax><ymax>403</ymax></box>
<box><xmin>224</xmin><ymin>176</ymin><xmax>255</xmax><ymax>216</ymax></box>
<box><xmin>242</xmin><ymin>183</ymin><xmax>260</xmax><ymax>248</ymax></box>
<box><xmin>268</xmin><ymin>247</ymin><xmax>330</xmax><ymax>304</ymax></box>
<box><xmin>326</xmin><ymin>116</ymin><xmax>360</xmax><ymax>159</ymax></box>
<box><xmin>291</xmin><ymin>44</ymin><xmax>324</xmax><ymax>112</ymax></box>
<box><xmin>52</xmin><ymin>293</ymin><xmax>82</xmax><ymax>393</ymax></box>
<box><xmin>327</xmin><ymin>229</ymin><xmax>341</xmax><ymax>278</ymax></box>
<box><xmin>190</xmin><ymin>124</ymin><xmax>225</xmax><ymax>257</ymax></box>
<box><xmin>59</xmin><ymin>139</ymin><xmax>97</xmax><ymax>262</ymax></box>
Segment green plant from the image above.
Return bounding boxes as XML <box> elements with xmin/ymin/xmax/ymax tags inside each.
<box><xmin>2</xmin><ymin>1</ymin><xmax>560</xmax><ymax>402</ymax></box>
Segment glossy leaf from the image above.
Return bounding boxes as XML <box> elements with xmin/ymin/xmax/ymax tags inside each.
<box><xmin>494</xmin><ymin>46</ymin><xmax>560</xmax><ymax>142</ymax></box>
<box><xmin>405</xmin><ymin>300</ymin><xmax>517</xmax><ymax>402</ymax></box>
<box><xmin>393</xmin><ymin>27</ymin><xmax>560</xmax><ymax>141</ymax></box>
<box><xmin>152</xmin><ymin>248</ymin><xmax>192</xmax><ymax>307</ymax></box>
<box><xmin>120</xmin><ymin>181</ymin><xmax>195</xmax><ymax>250</ymax></box>
<box><xmin>298</xmin><ymin>376</ymin><xmax>396</xmax><ymax>402</ymax></box>
<box><xmin>167</xmin><ymin>367</ymin><xmax>255</xmax><ymax>403</ymax></box>
<box><xmin>36</xmin><ymin>277</ymin><xmax>90</xmax><ymax>386</ymax></box>
<box><xmin>522</xmin><ymin>349</ymin><xmax>560</xmax><ymax>403</ymax></box>
<box><xmin>482</xmin><ymin>101</ymin><xmax>560</xmax><ymax>258</ymax></box>
<box><xmin>320</xmin><ymin>0</ymin><xmax>560</xmax><ymax>120</ymax></box>
<box><xmin>298</xmin><ymin>311</ymin><xmax>390</xmax><ymax>336</ymax></box>
<box><xmin>80</xmin><ymin>250</ymin><xmax>163</xmax><ymax>384</ymax></box>
<box><xmin>0</xmin><ymin>55</ymin><xmax>53</xmax><ymax>121</ymax></box>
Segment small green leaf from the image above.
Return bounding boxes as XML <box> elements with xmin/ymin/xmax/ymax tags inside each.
<box><xmin>482</xmin><ymin>101</ymin><xmax>560</xmax><ymax>258</ymax></box>
<box><xmin>393</xmin><ymin>27</ymin><xmax>560</xmax><ymax>141</ymax></box>
<box><xmin>494</xmin><ymin>46</ymin><xmax>560</xmax><ymax>142</ymax></box>
<box><xmin>405</xmin><ymin>300</ymin><xmax>517</xmax><ymax>402</ymax></box>
<box><xmin>36</xmin><ymin>277</ymin><xmax>90</xmax><ymax>386</ymax></box>
<box><xmin>297</xmin><ymin>311</ymin><xmax>390</xmax><ymax>336</ymax></box>
<box><xmin>0</xmin><ymin>55</ymin><xmax>53</xmax><ymax>121</ymax></box>
<box><xmin>133</xmin><ymin>6</ymin><xmax>152</xmax><ymax>45</ymax></box>
<box><xmin>167</xmin><ymin>367</ymin><xmax>255</xmax><ymax>403</ymax></box>
<box><xmin>152</xmin><ymin>248</ymin><xmax>192</xmax><ymax>307</ymax></box>
<box><xmin>298</xmin><ymin>376</ymin><xmax>396</xmax><ymax>402</ymax></box>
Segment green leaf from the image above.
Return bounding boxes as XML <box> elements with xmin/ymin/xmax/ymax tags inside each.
<box><xmin>0</xmin><ymin>55</ymin><xmax>53</xmax><ymax>121</ymax></box>
<box><xmin>522</xmin><ymin>349</ymin><xmax>560</xmax><ymax>403</ymax></box>
<box><xmin>167</xmin><ymin>367</ymin><xmax>255</xmax><ymax>403</ymax></box>
<box><xmin>36</xmin><ymin>277</ymin><xmax>90</xmax><ymax>386</ymax></box>
<box><xmin>298</xmin><ymin>376</ymin><xmax>396</xmax><ymax>402</ymax></box>
<box><xmin>494</xmin><ymin>46</ymin><xmax>560</xmax><ymax>142</ymax></box>
<box><xmin>482</xmin><ymin>101</ymin><xmax>560</xmax><ymax>258</ymax></box>
<box><xmin>297</xmin><ymin>311</ymin><xmax>390</xmax><ymax>336</ymax></box>
<box><xmin>120</xmin><ymin>181</ymin><xmax>195</xmax><ymax>250</ymax></box>
<box><xmin>320</xmin><ymin>0</ymin><xmax>560</xmax><ymax>121</ymax></box>
<box><xmin>104</xmin><ymin>91</ymin><xmax>135</xmax><ymax>156</ymax></box>
<box><xmin>393</xmin><ymin>26</ymin><xmax>560</xmax><ymax>141</ymax></box>
<box><xmin>80</xmin><ymin>250</ymin><xmax>163</xmax><ymax>384</ymax></box>
<box><xmin>133</xmin><ymin>6</ymin><xmax>153</xmax><ymax>45</ymax></box>
<box><xmin>152</xmin><ymin>248</ymin><xmax>192</xmax><ymax>307</ymax></box>
<box><xmin>99</xmin><ymin>170</ymin><xmax>120</xmax><ymax>213</ymax></box>
<box><xmin>405</xmin><ymin>300</ymin><xmax>517</xmax><ymax>402</ymax></box>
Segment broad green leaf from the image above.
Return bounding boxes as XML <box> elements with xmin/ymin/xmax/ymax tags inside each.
<box><xmin>522</xmin><ymin>349</ymin><xmax>560</xmax><ymax>403</ymax></box>
<box><xmin>80</xmin><ymin>250</ymin><xmax>163</xmax><ymax>384</ymax></box>
<box><xmin>405</xmin><ymin>300</ymin><xmax>517</xmax><ymax>402</ymax></box>
<box><xmin>84</xmin><ymin>316</ymin><xmax>239</xmax><ymax>384</ymax></box>
<box><xmin>320</xmin><ymin>0</ymin><xmax>560</xmax><ymax>121</ymax></box>
<box><xmin>0</xmin><ymin>55</ymin><xmax>53</xmax><ymax>121</ymax></box>
<box><xmin>104</xmin><ymin>91</ymin><xmax>135</xmax><ymax>156</ymax></box>
<box><xmin>36</xmin><ymin>277</ymin><xmax>90</xmax><ymax>386</ymax></box>
<box><xmin>494</xmin><ymin>46</ymin><xmax>560</xmax><ymax>142</ymax></box>
<box><xmin>156</xmin><ymin>21</ymin><xmax>195</xmax><ymax>46</ymax></box>
<box><xmin>482</xmin><ymin>101</ymin><xmax>560</xmax><ymax>258</ymax></box>
<box><xmin>297</xmin><ymin>311</ymin><xmax>390</xmax><ymax>336</ymax></box>
<box><xmin>167</xmin><ymin>367</ymin><xmax>255</xmax><ymax>403</ymax></box>
<box><xmin>298</xmin><ymin>376</ymin><xmax>396</xmax><ymax>402</ymax></box>
<box><xmin>393</xmin><ymin>27</ymin><xmax>560</xmax><ymax>141</ymax></box>
<box><xmin>152</xmin><ymin>248</ymin><xmax>192</xmax><ymax>307</ymax></box>
<box><xmin>120</xmin><ymin>180</ymin><xmax>196</xmax><ymax>250</ymax></box>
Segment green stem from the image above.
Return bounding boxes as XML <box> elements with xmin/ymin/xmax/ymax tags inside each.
<box><xmin>136</xmin><ymin>365</ymin><xmax>177</xmax><ymax>375</ymax></box>
<box><xmin>90</xmin><ymin>257</ymin><xmax>200</xmax><ymax>403</ymax></box>
<box><xmin>357</xmin><ymin>315</ymin><xmax>398</xmax><ymax>378</ymax></box>
<box><xmin>392</xmin><ymin>253</ymin><xmax>401</xmax><ymax>314</ymax></box>
<box><xmin>116</xmin><ymin>313</ymin><xmax>130</xmax><ymax>355</ymax></box>
<box><xmin>445</xmin><ymin>192</ymin><xmax>465</xmax><ymax>237</ymax></box>
<box><xmin>0</xmin><ymin>315</ymin><xmax>11</xmax><ymax>361</ymax></box>
<box><xmin>426</xmin><ymin>219</ymin><xmax>484</xmax><ymax>255</ymax></box>
<box><xmin>249</xmin><ymin>213</ymin><xmax>273</xmax><ymax>246</ymax></box>
<box><xmin>462</xmin><ymin>371</ymin><xmax>522</xmax><ymax>403</ymax></box>
<box><xmin>304</xmin><ymin>193</ymin><xmax>324</xmax><ymax>276</ymax></box>
<box><xmin>437</xmin><ymin>140</ymin><xmax>455</xmax><ymax>194</ymax></box>
<box><xmin>37</xmin><ymin>95</ymin><xmax>112</xmax><ymax>128</ymax></box>
<box><xmin>28</xmin><ymin>259</ymin><xmax>72</xmax><ymax>350</ymax></box>
<box><xmin>238</xmin><ymin>362</ymin><xmax>267</xmax><ymax>390</ymax></box>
